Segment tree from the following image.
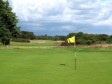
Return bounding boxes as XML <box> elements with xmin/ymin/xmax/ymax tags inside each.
<box><xmin>66</xmin><ymin>32</ymin><xmax>111</xmax><ymax>45</ymax></box>
<box><xmin>20</xmin><ymin>31</ymin><xmax>36</xmax><ymax>40</ymax></box>
<box><xmin>97</xmin><ymin>34</ymin><xmax>109</xmax><ymax>42</ymax></box>
<box><xmin>0</xmin><ymin>0</ymin><xmax>20</xmax><ymax>45</ymax></box>
<box><xmin>0</xmin><ymin>26</ymin><xmax>11</xmax><ymax>45</ymax></box>
<box><xmin>107</xmin><ymin>35</ymin><xmax>112</xmax><ymax>44</ymax></box>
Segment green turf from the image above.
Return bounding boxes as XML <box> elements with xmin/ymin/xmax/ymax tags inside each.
<box><xmin>0</xmin><ymin>47</ymin><xmax>112</xmax><ymax>84</ymax></box>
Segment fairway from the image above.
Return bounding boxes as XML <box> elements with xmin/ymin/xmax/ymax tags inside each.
<box><xmin>0</xmin><ymin>47</ymin><xmax>112</xmax><ymax>84</ymax></box>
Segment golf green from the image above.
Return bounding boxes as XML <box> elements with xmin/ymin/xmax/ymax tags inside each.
<box><xmin>0</xmin><ymin>47</ymin><xmax>112</xmax><ymax>84</ymax></box>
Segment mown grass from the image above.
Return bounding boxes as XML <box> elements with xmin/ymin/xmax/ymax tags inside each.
<box><xmin>0</xmin><ymin>43</ymin><xmax>112</xmax><ymax>84</ymax></box>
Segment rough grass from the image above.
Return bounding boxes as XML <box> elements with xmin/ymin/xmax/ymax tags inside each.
<box><xmin>0</xmin><ymin>46</ymin><xmax>112</xmax><ymax>84</ymax></box>
<box><xmin>0</xmin><ymin>41</ymin><xmax>59</xmax><ymax>49</ymax></box>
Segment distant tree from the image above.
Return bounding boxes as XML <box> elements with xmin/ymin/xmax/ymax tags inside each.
<box><xmin>20</xmin><ymin>31</ymin><xmax>36</xmax><ymax>40</ymax></box>
<box><xmin>0</xmin><ymin>0</ymin><xmax>20</xmax><ymax>45</ymax></box>
<box><xmin>65</xmin><ymin>32</ymin><xmax>110</xmax><ymax>45</ymax></box>
<box><xmin>107</xmin><ymin>35</ymin><xmax>112</xmax><ymax>44</ymax></box>
<box><xmin>67</xmin><ymin>32</ymin><xmax>77</xmax><ymax>38</ymax></box>
<box><xmin>36</xmin><ymin>35</ymin><xmax>66</xmax><ymax>41</ymax></box>
<box><xmin>97</xmin><ymin>34</ymin><xmax>109</xmax><ymax>43</ymax></box>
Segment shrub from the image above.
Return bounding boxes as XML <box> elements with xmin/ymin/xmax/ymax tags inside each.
<box><xmin>60</xmin><ymin>42</ymin><xmax>68</xmax><ymax>46</ymax></box>
<box><xmin>1</xmin><ymin>37</ymin><xmax>10</xmax><ymax>45</ymax></box>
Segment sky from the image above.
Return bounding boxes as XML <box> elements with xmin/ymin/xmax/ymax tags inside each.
<box><xmin>8</xmin><ymin>0</ymin><xmax>112</xmax><ymax>35</ymax></box>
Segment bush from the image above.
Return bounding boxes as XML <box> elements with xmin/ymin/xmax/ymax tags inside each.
<box><xmin>60</xmin><ymin>42</ymin><xmax>68</xmax><ymax>46</ymax></box>
<box><xmin>1</xmin><ymin>37</ymin><xmax>10</xmax><ymax>45</ymax></box>
<box><xmin>60</xmin><ymin>41</ymin><xmax>75</xmax><ymax>46</ymax></box>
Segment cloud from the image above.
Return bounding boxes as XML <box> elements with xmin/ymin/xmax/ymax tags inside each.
<box><xmin>10</xmin><ymin>0</ymin><xmax>67</xmax><ymax>21</ymax></box>
<box><xmin>8</xmin><ymin>0</ymin><xmax>112</xmax><ymax>35</ymax></box>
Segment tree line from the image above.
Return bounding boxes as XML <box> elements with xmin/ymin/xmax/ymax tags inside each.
<box><xmin>66</xmin><ymin>32</ymin><xmax>112</xmax><ymax>45</ymax></box>
<box><xmin>36</xmin><ymin>35</ymin><xmax>66</xmax><ymax>41</ymax></box>
<box><xmin>36</xmin><ymin>32</ymin><xmax>112</xmax><ymax>45</ymax></box>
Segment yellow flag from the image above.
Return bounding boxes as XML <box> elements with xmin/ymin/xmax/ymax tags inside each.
<box><xmin>67</xmin><ymin>36</ymin><xmax>75</xmax><ymax>43</ymax></box>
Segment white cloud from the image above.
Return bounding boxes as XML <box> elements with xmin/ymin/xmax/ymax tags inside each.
<box><xmin>10</xmin><ymin>0</ymin><xmax>112</xmax><ymax>24</ymax></box>
<box><xmin>8</xmin><ymin>0</ymin><xmax>112</xmax><ymax>35</ymax></box>
<box><xmin>10</xmin><ymin>0</ymin><xmax>67</xmax><ymax>21</ymax></box>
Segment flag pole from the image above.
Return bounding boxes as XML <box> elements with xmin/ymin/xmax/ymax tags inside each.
<box><xmin>67</xmin><ymin>36</ymin><xmax>76</xmax><ymax>70</ymax></box>
<box><xmin>74</xmin><ymin>38</ymin><xmax>76</xmax><ymax>70</ymax></box>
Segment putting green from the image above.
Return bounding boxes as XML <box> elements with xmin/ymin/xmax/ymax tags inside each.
<box><xmin>0</xmin><ymin>47</ymin><xmax>112</xmax><ymax>84</ymax></box>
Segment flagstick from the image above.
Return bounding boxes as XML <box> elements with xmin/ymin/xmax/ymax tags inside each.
<box><xmin>75</xmin><ymin>51</ymin><xmax>76</xmax><ymax>70</ymax></box>
<box><xmin>67</xmin><ymin>36</ymin><xmax>76</xmax><ymax>70</ymax></box>
<box><xmin>74</xmin><ymin>42</ymin><xmax>76</xmax><ymax>70</ymax></box>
